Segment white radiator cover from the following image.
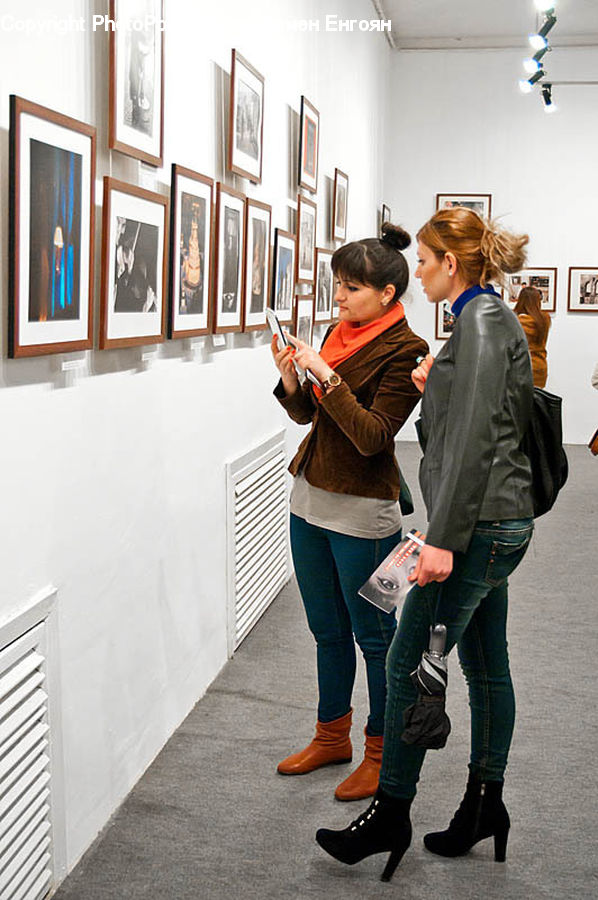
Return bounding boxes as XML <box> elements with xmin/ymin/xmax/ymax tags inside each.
<box><xmin>226</xmin><ymin>431</ymin><xmax>290</xmax><ymax>653</ymax></box>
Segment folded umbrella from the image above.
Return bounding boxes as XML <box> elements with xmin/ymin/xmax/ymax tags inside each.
<box><xmin>401</xmin><ymin>624</ymin><xmax>451</xmax><ymax>750</ymax></box>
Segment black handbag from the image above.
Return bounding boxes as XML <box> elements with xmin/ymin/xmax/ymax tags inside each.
<box><xmin>520</xmin><ymin>387</ymin><xmax>569</xmax><ymax>518</ymax></box>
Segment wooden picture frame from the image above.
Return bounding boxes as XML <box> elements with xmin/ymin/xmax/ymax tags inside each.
<box><xmin>228</xmin><ymin>49</ymin><xmax>264</xmax><ymax>184</ymax></box>
<box><xmin>314</xmin><ymin>248</ymin><xmax>334</xmax><ymax>323</ymax></box>
<box><xmin>298</xmin><ymin>96</ymin><xmax>319</xmax><ymax>193</ymax></box>
<box><xmin>109</xmin><ymin>0</ymin><xmax>164</xmax><ymax>167</ymax></box>
<box><xmin>568</xmin><ymin>268</ymin><xmax>598</xmax><ymax>312</ymax></box>
<box><xmin>9</xmin><ymin>95</ymin><xmax>96</xmax><ymax>357</ymax></box>
<box><xmin>435</xmin><ymin>193</ymin><xmax>492</xmax><ymax>218</ymax></box>
<box><xmin>294</xmin><ymin>294</ymin><xmax>315</xmax><ymax>345</ymax></box>
<box><xmin>169</xmin><ymin>164</ymin><xmax>214</xmax><ymax>339</ymax></box>
<box><xmin>332</xmin><ymin>168</ymin><xmax>348</xmax><ymax>242</ymax></box>
<box><xmin>296</xmin><ymin>194</ymin><xmax>317</xmax><ymax>283</ymax></box>
<box><xmin>213</xmin><ymin>183</ymin><xmax>246</xmax><ymax>333</ymax></box>
<box><xmin>271</xmin><ymin>229</ymin><xmax>296</xmax><ymax>327</ymax></box>
<box><xmin>243</xmin><ymin>199</ymin><xmax>271</xmax><ymax>332</ymax></box>
<box><xmin>99</xmin><ymin>176</ymin><xmax>168</xmax><ymax>349</ymax></box>
<box><xmin>503</xmin><ymin>268</ymin><xmax>557</xmax><ymax>313</ymax></box>
<box><xmin>435</xmin><ymin>300</ymin><xmax>456</xmax><ymax>341</ymax></box>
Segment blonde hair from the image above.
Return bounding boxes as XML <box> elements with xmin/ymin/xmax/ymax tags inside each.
<box><xmin>417</xmin><ymin>207</ymin><xmax>528</xmax><ymax>288</ymax></box>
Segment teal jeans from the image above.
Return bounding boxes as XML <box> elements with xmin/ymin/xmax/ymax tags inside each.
<box><xmin>380</xmin><ymin>519</ymin><xmax>534</xmax><ymax>799</ymax></box>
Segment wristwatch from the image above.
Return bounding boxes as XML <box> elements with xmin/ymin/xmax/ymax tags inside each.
<box><xmin>321</xmin><ymin>372</ymin><xmax>342</xmax><ymax>392</ymax></box>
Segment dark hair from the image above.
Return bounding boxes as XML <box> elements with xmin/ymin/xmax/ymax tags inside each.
<box><xmin>514</xmin><ymin>286</ymin><xmax>550</xmax><ymax>341</ymax></box>
<box><xmin>331</xmin><ymin>223</ymin><xmax>411</xmax><ymax>304</ymax></box>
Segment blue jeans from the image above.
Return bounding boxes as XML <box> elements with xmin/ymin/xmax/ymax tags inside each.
<box><xmin>380</xmin><ymin>519</ymin><xmax>534</xmax><ymax>799</ymax></box>
<box><xmin>290</xmin><ymin>514</ymin><xmax>401</xmax><ymax>736</ymax></box>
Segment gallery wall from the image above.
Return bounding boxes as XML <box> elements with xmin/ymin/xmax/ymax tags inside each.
<box><xmin>384</xmin><ymin>46</ymin><xmax>598</xmax><ymax>444</ymax></box>
<box><xmin>0</xmin><ymin>0</ymin><xmax>390</xmax><ymax>875</ymax></box>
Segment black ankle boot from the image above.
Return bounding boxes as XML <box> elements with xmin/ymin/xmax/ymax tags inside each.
<box><xmin>424</xmin><ymin>772</ymin><xmax>510</xmax><ymax>861</ymax></box>
<box><xmin>316</xmin><ymin>788</ymin><xmax>412</xmax><ymax>882</ymax></box>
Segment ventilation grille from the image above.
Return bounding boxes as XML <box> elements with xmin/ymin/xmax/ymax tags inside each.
<box><xmin>0</xmin><ymin>624</ymin><xmax>52</xmax><ymax>900</ymax></box>
<box><xmin>227</xmin><ymin>431</ymin><xmax>290</xmax><ymax>652</ymax></box>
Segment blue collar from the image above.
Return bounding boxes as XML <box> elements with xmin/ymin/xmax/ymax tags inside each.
<box><xmin>451</xmin><ymin>284</ymin><xmax>501</xmax><ymax>318</ymax></box>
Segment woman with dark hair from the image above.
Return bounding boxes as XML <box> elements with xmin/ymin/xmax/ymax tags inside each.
<box><xmin>271</xmin><ymin>224</ymin><xmax>428</xmax><ymax>802</ymax></box>
<box><xmin>316</xmin><ymin>207</ymin><xmax>535</xmax><ymax>880</ymax></box>
<box><xmin>514</xmin><ymin>286</ymin><xmax>551</xmax><ymax>387</ymax></box>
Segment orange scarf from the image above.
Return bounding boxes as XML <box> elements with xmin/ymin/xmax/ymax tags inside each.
<box><xmin>313</xmin><ymin>301</ymin><xmax>405</xmax><ymax>399</ymax></box>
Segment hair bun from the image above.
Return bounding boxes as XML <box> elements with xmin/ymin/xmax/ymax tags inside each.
<box><xmin>380</xmin><ymin>223</ymin><xmax>411</xmax><ymax>252</ymax></box>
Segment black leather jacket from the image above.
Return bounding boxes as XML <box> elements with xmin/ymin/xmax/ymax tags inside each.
<box><xmin>417</xmin><ymin>292</ymin><xmax>534</xmax><ymax>553</ymax></box>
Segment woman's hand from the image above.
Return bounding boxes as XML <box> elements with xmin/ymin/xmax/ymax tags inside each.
<box><xmin>411</xmin><ymin>353</ymin><xmax>435</xmax><ymax>393</ymax></box>
<box><xmin>285</xmin><ymin>334</ymin><xmax>335</xmax><ymax>383</ymax></box>
<box><xmin>271</xmin><ymin>335</ymin><xmax>299</xmax><ymax>395</ymax></box>
<box><xmin>408</xmin><ymin>544</ymin><xmax>453</xmax><ymax>586</ymax></box>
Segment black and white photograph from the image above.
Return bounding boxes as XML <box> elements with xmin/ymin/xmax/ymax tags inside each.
<box><xmin>100</xmin><ymin>177</ymin><xmax>168</xmax><ymax>348</ymax></box>
<box><xmin>297</xmin><ymin>194</ymin><xmax>317</xmax><ymax>283</ymax></box>
<box><xmin>332</xmin><ymin>167</ymin><xmax>348</xmax><ymax>241</ymax></box>
<box><xmin>435</xmin><ymin>299</ymin><xmax>456</xmax><ymax>340</ymax></box>
<box><xmin>109</xmin><ymin>0</ymin><xmax>164</xmax><ymax>166</ymax></box>
<box><xmin>314</xmin><ymin>248</ymin><xmax>334</xmax><ymax>323</ymax></box>
<box><xmin>213</xmin><ymin>183</ymin><xmax>245</xmax><ymax>333</ymax></box>
<box><xmin>271</xmin><ymin>228</ymin><xmax>296</xmax><ymax>327</ymax></box>
<box><xmin>436</xmin><ymin>193</ymin><xmax>492</xmax><ymax>218</ymax></box>
<box><xmin>298</xmin><ymin>96</ymin><xmax>319</xmax><ymax>193</ymax></box>
<box><xmin>243</xmin><ymin>199</ymin><xmax>271</xmax><ymax>331</ymax></box>
<box><xmin>568</xmin><ymin>267</ymin><xmax>598</xmax><ymax>312</ymax></box>
<box><xmin>169</xmin><ymin>165</ymin><xmax>214</xmax><ymax>338</ymax></box>
<box><xmin>9</xmin><ymin>95</ymin><xmax>95</xmax><ymax>356</ymax></box>
<box><xmin>228</xmin><ymin>50</ymin><xmax>264</xmax><ymax>183</ymax></box>
<box><xmin>503</xmin><ymin>268</ymin><xmax>557</xmax><ymax>313</ymax></box>
<box><xmin>294</xmin><ymin>295</ymin><xmax>315</xmax><ymax>346</ymax></box>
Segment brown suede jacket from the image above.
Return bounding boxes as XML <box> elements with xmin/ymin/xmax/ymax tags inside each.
<box><xmin>274</xmin><ymin>318</ymin><xmax>429</xmax><ymax>500</ymax></box>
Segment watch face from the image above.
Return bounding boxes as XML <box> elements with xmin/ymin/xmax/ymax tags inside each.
<box><xmin>330</xmin><ymin>374</ymin><xmax>341</xmax><ymax>386</ymax></box>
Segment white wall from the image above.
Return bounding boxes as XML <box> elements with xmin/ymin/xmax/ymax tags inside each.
<box><xmin>0</xmin><ymin>0</ymin><xmax>389</xmax><ymax>875</ymax></box>
<box><xmin>384</xmin><ymin>47</ymin><xmax>598</xmax><ymax>443</ymax></box>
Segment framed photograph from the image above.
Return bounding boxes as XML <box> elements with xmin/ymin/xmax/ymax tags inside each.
<box><xmin>382</xmin><ymin>203</ymin><xmax>391</xmax><ymax>224</ymax></box>
<box><xmin>297</xmin><ymin>194</ymin><xmax>317</xmax><ymax>283</ymax></box>
<box><xmin>168</xmin><ymin>165</ymin><xmax>214</xmax><ymax>339</ymax></box>
<box><xmin>315</xmin><ymin>248</ymin><xmax>334</xmax><ymax>323</ymax></box>
<box><xmin>333</xmin><ymin>168</ymin><xmax>349</xmax><ymax>242</ymax></box>
<box><xmin>271</xmin><ymin>229</ymin><xmax>296</xmax><ymax>327</ymax></box>
<box><xmin>568</xmin><ymin>268</ymin><xmax>598</xmax><ymax>312</ymax></box>
<box><xmin>503</xmin><ymin>268</ymin><xmax>557</xmax><ymax>313</ymax></box>
<box><xmin>435</xmin><ymin>300</ymin><xmax>456</xmax><ymax>341</ymax></box>
<box><xmin>295</xmin><ymin>295</ymin><xmax>315</xmax><ymax>345</ymax></box>
<box><xmin>213</xmin><ymin>184</ymin><xmax>246</xmax><ymax>333</ymax></box>
<box><xmin>298</xmin><ymin>96</ymin><xmax>319</xmax><ymax>193</ymax></box>
<box><xmin>243</xmin><ymin>199</ymin><xmax>271</xmax><ymax>332</ymax></box>
<box><xmin>109</xmin><ymin>0</ymin><xmax>164</xmax><ymax>167</ymax></box>
<box><xmin>436</xmin><ymin>193</ymin><xmax>492</xmax><ymax>218</ymax></box>
<box><xmin>9</xmin><ymin>95</ymin><xmax>96</xmax><ymax>357</ymax></box>
<box><xmin>100</xmin><ymin>177</ymin><xmax>168</xmax><ymax>349</ymax></box>
<box><xmin>228</xmin><ymin>50</ymin><xmax>264</xmax><ymax>184</ymax></box>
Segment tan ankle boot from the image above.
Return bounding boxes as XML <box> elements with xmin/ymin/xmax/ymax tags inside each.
<box><xmin>334</xmin><ymin>728</ymin><xmax>383</xmax><ymax>801</ymax></box>
<box><xmin>277</xmin><ymin>710</ymin><xmax>353</xmax><ymax>775</ymax></box>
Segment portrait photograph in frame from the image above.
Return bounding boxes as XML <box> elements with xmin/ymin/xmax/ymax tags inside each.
<box><xmin>503</xmin><ymin>268</ymin><xmax>557</xmax><ymax>313</ymax></box>
<box><xmin>297</xmin><ymin>194</ymin><xmax>317</xmax><ymax>283</ymax></box>
<box><xmin>9</xmin><ymin>95</ymin><xmax>96</xmax><ymax>358</ymax></box>
<box><xmin>568</xmin><ymin>268</ymin><xmax>598</xmax><ymax>312</ymax></box>
<box><xmin>298</xmin><ymin>96</ymin><xmax>319</xmax><ymax>193</ymax></box>
<box><xmin>314</xmin><ymin>247</ymin><xmax>334</xmax><ymax>323</ymax></box>
<box><xmin>436</xmin><ymin>193</ymin><xmax>492</xmax><ymax>218</ymax></box>
<box><xmin>213</xmin><ymin>183</ymin><xmax>246</xmax><ymax>333</ymax></box>
<box><xmin>100</xmin><ymin>177</ymin><xmax>168</xmax><ymax>349</ymax></box>
<box><xmin>228</xmin><ymin>49</ymin><xmax>264</xmax><ymax>184</ymax></box>
<box><xmin>271</xmin><ymin>228</ymin><xmax>296</xmax><ymax>327</ymax></box>
<box><xmin>169</xmin><ymin>164</ymin><xmax>214</xmax><ymax>339</ymax></box>
<box><xmin>333</xmin><ymin>168</ymin><xmax>348</xmax><ymax>242</ymax></box>
<box><xmin>436</xmin><ymin>299</ymin><xmax>456</xmax><ymax>340</ymax></box>
<box><xmin>109</xmin><ymin>0</ymin><xmax>164</xmax><ymax>167</ymax></box>
<box><xmin>243</xmin><ymin>199</ymin><xmax>271</xmax><ymax>332</ymax></box>
<box><xmin>294</xmin><ymin>295</ymin><xmax>315</xmax><ymax>346</ymax></box>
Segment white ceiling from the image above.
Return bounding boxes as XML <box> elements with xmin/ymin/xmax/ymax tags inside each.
<box><xmin>375</xmin><ymin>0</ymin><xmax>598</xmax><ymax>49</ymax></box>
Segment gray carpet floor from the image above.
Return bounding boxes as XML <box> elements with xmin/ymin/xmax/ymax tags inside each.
<box><xmin>54</xmin><ymin>444</ymin><xmax>597</xmax><ymax>900</ymax></box>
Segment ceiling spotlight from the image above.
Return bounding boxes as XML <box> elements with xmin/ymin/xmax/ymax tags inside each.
<box><xmin>534</xmin><ymin>1</ymin><xmax>555</xmax><ymax>12</ymax></box>
<box><xmin>519</xmin><ymin>69</ymin><xmax>545</xmax><ymax>93</ymax></box>
<box><xmin>529</xmin><ymin>14</ymin><xmax>557</xmax><ymax>50</ymax></box>
<box><xmin>523</xmin><ymin>47</ymin><xmax>548</xmax><ymax>74</ymax></box>
<box><xmin>542</xmin><ymin>84</ymin><xmax>557</xmax><ymax>112</ymax></box>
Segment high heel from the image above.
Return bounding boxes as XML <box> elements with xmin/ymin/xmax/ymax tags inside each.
<box><xmin>423</xmin><ymin>772</ymin><xmax>510</xmax><ymax>860</ymax></box>
<box><xmin>315</xmin><ymin>788</ymin><xmax>412</xmax><ymax>882</ymax></box>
